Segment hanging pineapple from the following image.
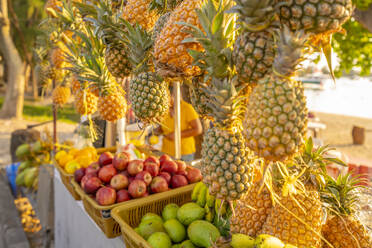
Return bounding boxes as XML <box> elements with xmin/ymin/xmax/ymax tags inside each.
<box><xmin>70</xmin><ymin>74</ymin><xmax>81</xmax><ymax>94</ymax></box>
<box><xmin>231</xmin><ymin>0</ymin><xmax>277</xmax><ymax>89</ymax></box>
<box><xmin>183</xmin><ymin>0</ymin><xmax>255</xmax><ymax>202</ymax></box>
<box><xmin>122</xmin><ymin>0</ymin><xmax>159</xmax><ymax>31</ymax></box>
<box><xmin>154</xmin><ymin>0</ymin><xmax>205</xmax><ymax>78</ymax></box>
<box><xmin>75</xmin><ymin>89</ymin><xmax>99</xmax><ymax>116</ymax></box>
<box><xmin>244</xmin><ymin>26</ymin><xmax>308</xmax><ymax>162</ymax></box>
<box><xmin>322</xmin><ymin>173</ymin><xmax>372</xmax><ymax>248</ymax></box>
<box><xmin>52</xmin><ymin>85</ymin><xmax>71</xmax><ymax>106</ymax></box>
<box><xmin>188</xmin><ymin>76</ymin><xmax>212</xmax><ymax>119</ymax></box>
<box><xmin>50</xmin><ymin>46</ymin><xmax>65</xmax><ymax>69</ymax></box>
<box><xmin>117</xmin><ymin>21</ymin><xmax>169</xmax><ymax>124</ymax></box>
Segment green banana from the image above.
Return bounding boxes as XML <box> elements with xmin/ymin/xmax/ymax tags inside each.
<box><xmin>255</xmin><ymin>234</ymin><xmax>285</xmax><ymax>248</ymax></box>
<box><xmin>206</xmin><ymin>190</ymin><xmax>215</xmax><ymax>208</ymax></box>
<box><xmin>215</xmin><ymin>199</ymin><xmax>227</xmax><ymax>216</ymax></box>
<box><xmin>230</xmin><ymin>233</ymin><xmax>255</xmax><ymax>248</ymax></box>
<box><xmin>204</xmin><ymin>204</ymin><xmax>214</xmax><ymax>222</ymax></box>
<box><xmin>191</xmin><ymin>182</ymin><xmax>204</xmax><ymax>202</ymax></box>
<box><xmin>196</xmin><ymin>185</ymin><xmax>207</xmax><ymax>207</ymax></box>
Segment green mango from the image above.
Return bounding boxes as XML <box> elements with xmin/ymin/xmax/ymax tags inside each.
<box><xmin>255</xmin><ymin>234</ymin><xmax>285</xmax><ymax>248</ymax></box>
<box><xmin>177</xmin><ymin>203</ymin><xmax>205</xmax><ymax>226</ymax></box>
<box><xmin>230</xmin><ymin>233</ymin><xmax>255</xmax><ymax>248</ymax></box>
<box><xmin>16</xmin><ymin>170</ymin><xmax>27</xmax><ymax>186</ymax></box>
<box><xmin>32</xmin><ymin>141</ymin><xmax>43</xmax><ymax>154</ymax></box>
<box><xmin>19</xmin><ymin>161</ymin><xmax>33</xmax><ymax>171</ymax></box>
<box><xmin>24</xmin><ymin>167</ymin><xmax>38</xmax><ymax>188</ymax></box>
<box><xmin>16</xmin><ymin>144</ymin><xmax>30</xmax><ymax>159</ymax></box>
<box><xmin>187</xmin><ymin>220</ymin><xmax>220</xmax><ymax>247</ymax></box>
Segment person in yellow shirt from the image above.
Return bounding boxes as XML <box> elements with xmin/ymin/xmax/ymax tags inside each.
<box><xmin>156</xmin><ymin>87</ymin><xmax>202</xmax><ymax>162</ymax></box>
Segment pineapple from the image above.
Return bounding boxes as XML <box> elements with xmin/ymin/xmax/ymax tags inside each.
<box><xmin>52</xmin><ymin>86</ymin><xmax>71</xmax><ymax>106</ymax></box>
<box><xmin>154</xmin><ymin>0</ymin><xmax>205</xmax><ymax>78</ymax></box>
<box><xmin>98</xmin><ymin>88</ymin><xmax>127</xmax><ymax>122</ymax></box>
<box><xmin>189</xmin><ymin>76</ymin><xmax>212</xmax><ymax>119</ymax></box>
<box><xmin>71</xmin><ymin>74</ymin><xmax>81</xmax><ymax>94</ymax></box>
<box><xmin>50</xmin><ymin>47</ymin><xmax>65</xmax><ymax>69</ymax></box>
<box><xmin>322</xmin><ymin>173</ymin><xmax>372</xmax><ymax>248</ymax></box>
<box><xmin>119</xmin><ymin>21</ymin><xmax>170</xmax><ymax>124</ymax></box>
<box><xmin>230</xmin><ymin>163</ymin><xmax>273</xmax><ymax>237</ymax></box>
<box><xmin>231</xmin><ymin>0</ymin><xmax>277</xmax><ymax>87</ymax></box>
<box><xmin>104</xmin><ymin>46</ymin><xmax>132</xmax><ymax>79</ymax></box>
<box><xmin>244</xmin><ymin>27</ymin><xmax>308</xmax><ymax>162</ymax></box>
<box><xmin>277</xmin><ymin>0</ymin><xmax>353</xmax><ymax>35</ymax></box>
<box><xmin>122</xmin><ymin>0</ymin><xmax>159</xmax><ymax>31</ymax></box>
<box><xmin>149</xmin><ymin>0</ymin><xmax>183</xmax><ymax>13</ymax></box>
<box><xmin>151</xmin><ymin>12</ymin><xmax>171</xmax><ymax>42</ymax></box>
<box><xmin>186</xmin><ymin>0</ymin><xmax>254</xmax><ymax>201</ymax></box>
<box><xmin>75</xmin><ymin>89</ymin><xmax>98</xmax><ymax>115</ymax></box>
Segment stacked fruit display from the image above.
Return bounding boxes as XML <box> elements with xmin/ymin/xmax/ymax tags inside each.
<box><xmin>74</xmin><ymin>152</ymin><xmax>202</xmax><ymax>206</ymax></box>
<box><xmin>55</xmin><ymin>146</ymin><xmax>98</xmax><ymax>174</ymax></box>
<box><xmin>15</xmin><ymin>139</ymin><xmax>52</xmax><ymax>189</ymax></box>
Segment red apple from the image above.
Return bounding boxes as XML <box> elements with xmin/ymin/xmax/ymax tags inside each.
<box><xmin>86</xmin><ymin>162</ymin><xmax>99</xmax><ymax>176</ymax></box>
<box><xmin>81</xmin><ymin>174</ymin><xmax>94</xmax><ymax>189</ymax></box>
<box><xmin>144</xmin><ymin>162</ymin><xmax>159</xmax><ymax>177</ymax></box>
<box><xmin>128</xmin><ymin>176</ymin><xmax>135</xmax><ymax>184</ymax></box>
<box><xmin>74</xmin><ymin>168</ymin><xmax>86</xmax><ymax>183</ymax></box>
<box><xmin>98</xmin><ymin>165</ymin><xmax>117</xmax><ymax>183</ymax></box>
<box><xmin>176</xmin><ymin>160</ymin><xmax>187</xmax><ymax>173</ymax></box>
<box><xmin>116</xmin><ymin>189</ymin><xmax>131</xmax><ymax>203</ymax></box>
<box><xmin>171</xmin><ymin>175</ymin><xmax>188</xmax><ymax>188</ymax></box>
<box><xmin>110</xmin><ymin>174</ymin><xmax>129</xmax><ymax>190</ymax></box>
<box><xmin>120</xmin><ymin>170</ymin><xmax>130</xmax><ymax>177</ymax></box>
<box><xmin>150</xmin><ymin>176</ymin><xmax>169</xmax><ymax>193</ymax></box>
<box><xmin>83</xmin><ymin>177</ymin><xmax>102</xmax><ymax>194</ymax></box>
<box><xmin>96</xmin><ymin>187</ymin><xmax>116</xmax><ymax>206</ymax></box>
<box><xmin>177</xmin><ymin>170</ymin><xmax>188</xmax><ymax>177</ymax></box>
<box><xmin>99</xmin><ymin>152</ymin><xmax>113</xmax><ymax>167</ymax></box>
<box><xmin>144</xmin><ymin>156</ymin><xmax>160</xmax><ymax>166</ymax></box>
<box><xmin>159</xmin><ymin>172</ymin><xmax>171</xmax><ymax>184</ymax></box>
<box><xmin>186</xmin><ymin>167</ymin><xmax>202</xmax><ymax>183</ymax></box>
<box><xmin>161</xmin><ymin>160</ymin><xmax>178</xmax><ymax>174</ymax></box>
<box><xmin>159</xmin><ymin>154</ymin><xmax>172</xmax><ymax>165</ymax></box>
<box><xmin>127</xmin><ymin>160</ymin><xmax>144</xmax><ymax>176</ymax></box>
<box><xmin>113</xmin><ymin>152</ymin><xmax>131</xmax><ymax>171</ymax></box>
<box><xmin>128</xmin><ymin>179</ymin><xmax>147</xmax><ymax>198</ymax></box>
<box><xmin>135</xmin><ymin>171</ymin><xmax>152</xmax><ymax>186</ymax></box>
<box><xmin>143</xmin><ymin>192</ymin><xmax>149</xmax><ymax>197</ymax></box>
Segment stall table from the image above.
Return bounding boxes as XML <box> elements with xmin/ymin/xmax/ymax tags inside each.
<box><xmin>54</xmin><ymin>169</ymin><xmax>124</xmax><ymax>248</ymax></box>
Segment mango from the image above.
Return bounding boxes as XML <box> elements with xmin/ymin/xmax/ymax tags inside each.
<box><xmin>139</xmin><ymin>220</ymin><xmax>165</xmax><ymax>240</ymax></box>
<box><xmin>180</xmin><ymin>240</ymin><xmax>196</xmax><ymax>248</ymax></box>
<box><xmin>147</xmin><ymin>232</ymin><xmax>172</xmax><ymax>248</ymax></box>
<box><xmin>141</xmin><ymin>213</ymin><xmax>163</xmax><ymax>224</ymax></box>
<box><xmin>162</xmin><ymin>203</ymin><xmax>179</xmax><ymax>221</ymax></box>
<box><xmin>231</xmin><ymin>233</ymin><xmax>255</xmax><ymax>248</ymax></box>
<box><xmin>187</xmin><ymin>220</ymin><xmax>220</xmax><ymax>247</ymax></box>
<box><xmin>177</xmin><ymin>203</ymin><xmax>205</xmax><ymax>226</ymax></box>
<box><xmin>255</xmin><ymin>234</ymin><xmax>285</xmax><ymax>248</ymax></box>
<box><xmin>164</xmin><ymin>219</ymin><xmax>186</xmax><ymax>243</ymax></box>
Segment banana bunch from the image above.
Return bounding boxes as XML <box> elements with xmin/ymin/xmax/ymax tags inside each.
<box><xmin>230</xmin><ymin>233</ymin><xmax>300</xmax><ymax>248</ymax></box>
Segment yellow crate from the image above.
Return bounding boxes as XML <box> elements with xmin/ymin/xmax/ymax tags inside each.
<box><xmin>111</xmin><ymin>184</ymin><xmax>194</xmax><ymax>248</ymax></box>
<box><xmin>54</xmin><ymin>160</ymin><xmax>81</xmax><ymax>201</ymax></box>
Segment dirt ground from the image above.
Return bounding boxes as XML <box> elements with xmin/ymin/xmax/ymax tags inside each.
<box><xmin>0</xmin><ymin>119</ymin><xmax>76</xmax><ymax>167</ymax></box>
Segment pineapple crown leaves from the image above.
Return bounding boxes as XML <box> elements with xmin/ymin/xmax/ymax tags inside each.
<box><xmin>115</xmin><ymin>20</ymin><xmax>154</xmax><ymax>74</ymax></box>
<box><xmin>180</xmin><ymin>0</ymin><xmax>236</xmax><ymax>80</ymax></box>
<box><xmin>321</xmin><ymin>173</ymin><xmax>366</xmax><ymax>216</ymax></box>
<box><xmin>229</xmin><ymin>0</ymin><xmax>280</xmax><ymax>32</ymax></box>
<box><xmin>50</xmin><ymin>0</ymin><xmax>83</xmax><ymax>31</ymax></box>
<box><xmin>273</xmin><ymin>26</ymin><xmax>310</xmax><ymax>78</ymax></box>
<box><xmin>149</xmin><ymin>0</ymin><xmax>182</xmax><ymax>14</ymax></box>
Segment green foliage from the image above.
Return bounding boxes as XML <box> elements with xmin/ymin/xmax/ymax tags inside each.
<box><xmin>333</xmin><ymin>20</ymin><xmax>372</xmax><ymax>76</ymax></box>
<box><xmin>353</xmin><ymin>0</ymin><xmax>372</xmax><ymax>10</ymax></box>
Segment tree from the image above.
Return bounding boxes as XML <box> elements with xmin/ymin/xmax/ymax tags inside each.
<box><xmin>0</xmin><ymin>0</ymin><xmax>25</xmax><ymax>119</ymax></box>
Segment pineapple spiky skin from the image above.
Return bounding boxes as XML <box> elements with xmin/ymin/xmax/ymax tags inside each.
<box><xmin>50</xmin><ymin>47</ymin><xmax>65</xmax><ymax>69</ymax></box>
<box><xmin>189</xmin><ymin>76</ymin><xmax>212</xmax><ymax>119</ymax></box>
<box><xmin>245</xmin><ymin>78</ymin><xmax>308</xmax><ymax>161</ymax></box>
<box><xmin>261</xmin><ymin>185</ymin><xmax>323</xmax><ymax>248</ymax></box>
<box><xmin>152</xmin><ymin>12</ymin><xmax>171</xmax><ymax>42</ymax></box>
<box><xmin>230</xmin><ymin>181</ymin><xmax>273</xmax><ymax>237</ymax></box>
<box><xmin>52</xmin><ymin>86</ymin><xmax>71</xmax><ymax>106</ymax></box>
<box><xmin>233</xmin><ymin>31</ymin><xmax>275</xmax><ymax>86</ymax></box>
<box><xmin>129</xmin><ymin>72</ymin><xmax>169</xmax><ymax>123</ymax></box>
<box><xmin>71</xmin><ymin>75</ymin><xmax>80</xmax><ymax>94</ymax></box>
<box><xmin>201</xmin><ymin>127</ymin><xmax>254</xmax><ymax>201</ymax></box>
<box><xmin>154</xmin><ymin>0</ymin><xmax>204</xmax><ymax>78</ymax></box>
<box><xmin>75</xmin><ymin>90</ymin><xmax>98</xmax><ymax>115</ymax></box>
<box><xmin>104</xmin><ymin>46</ymin><xmax>132</xmax><ymax>79</ymax></box>
<box><xmin>323</xmin><ymin>215</ymin><xmax>372</xmax><ymax>248</ymax></box>
<box><xmin>277</xmin><ymin>0</ymin><xmax>353</xmax><ymax>35</ymax></box>
<box><xmin>122</xmin><ymin>0</ymin><xmax>159</xmax><ymax>31</ymax></box>
<box><xmin>98</xmin><ymin>90</ymin><xmax>127</xmax><ymax>122</ymax></box>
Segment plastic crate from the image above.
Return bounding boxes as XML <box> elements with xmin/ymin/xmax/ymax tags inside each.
<box><xmin>72</xmin><ymin>179</ymin><xmax>195</xmax><ymax>239</ymax></box>
<box><xmin>54</xmin><ymin>160</ymin><xmax>81</xmax><ymax>200</ymax></box>
<box><xmin>111</xmin><ymin>184</ymin><xmax>194</xmax><ymax>248</ymax></box>
<box><xmin>6</xmin><ymin>162</ymin><xmax>21</xmax><ymax>196</ymax></box>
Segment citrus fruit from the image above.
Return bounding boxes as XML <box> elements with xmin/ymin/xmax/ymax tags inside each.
<box><xmin>65</xmin><ymin>160</ymin><xmax>80</xmax><ymax>174</ymax></box>
<box><xmin>149</xmin><ymin>135</ymin><xmax>159</xmax><ymax>145</ymax></box>
<box><xmin>58</xmin><ymin>154</ymin><xmax>74</xmax><ymax>168</ymax></box>
<box><xmin>55</xmin><ymin>150</ymin><xmax>67</xmax><ymax>161</ymax></box>
<box><xmin>75</xmin><ymin>155</ymin><xmax>92</xmax><ymax>168</ymax></box>
<box><xmin>68</xmin><ymin>148</ymin><xmax>79</xmax><ymax>158</ymax></box>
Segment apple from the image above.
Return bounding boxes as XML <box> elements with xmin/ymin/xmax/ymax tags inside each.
<box><xmin>74</xmin><ymin>168</ymin><xmax>86</xmax><ymax>183</ymax></box>
<box><xmin>99</xmin><ymin>152</ymin><xmax>113</xmax><ymax>167</ymax></box>
<box><xmin>116</xmin><ymin>189</ymin><xmax>131</xmax><ymax>203</ymax></box>
<box><xmin>128</xmin><ymin>176</ymin><xmax>135</xmax><ymax>184</ymax></box>
<box><xmin>177</xmin><ymin>170</ymin><xmax>188</xmax><ymax>177</ymax></box>
<box><xmin>176</xmin><ymin>160</ymin><xmax>187</xmax><ymax>173</ymax></box>
<box><xmin>81</xmin><ymin>174</ymin><xmax>94</xmax><ymax>189</ymax></box>
<box><xmin>83</xmin><ymin>177</ymin><xmax>102</xmax><ymax>194</ymax></box>
<box><xmin>159</xmin><ymin>154</ymin><xmax>172</xmax><ymax>165</ymax></box>
<box><xmin>110</xmin><ymin>174</ymin><xmax>129</xmax><ymax>190</ymax></box>
<box><xmin>96</xmin><ymin>187</ymin><xmax>116</xmax><ymax>206</ymax></box>
<box><xmin>186</xmin><ymin>167</ymin><xmax>202</xmax><ymax>183</ymax></box>
<box><xmin>135</xmin><ymin>171</ymin><xmax>152</xmax><ymax>186</ymax></box>
<box><xmin>128</xmin><ymin>179</ymin><xmax>147</xmax><ymax>198</ymax></box>
<box><xmin>160</xmin><ymin>160</ymin><xmax>178</xmax><ymax>174</ymax></box>
<box><xmin>171</xmin><ymin>175</ymin><xmax>188</xmax><ymax>188</ymax></box>
<box><xmin>98</xmin><ymin>165</ymin><xmax>117</xmax><ymax>183</ymax></box>
<box><xmin>150</xmin><ymin>176</ymin><xmax>169</xmax><ymax>193</ymax></box>
<box><xmin>144</xmin><ymin>162</ymin><xmax>159</xmax><ymax>177</ymax></box>
<box><xmin>144</xmin><ymin>156</ymin><xmax>160</xmax><ymax>166</ymax></box>
<box><xmin>127</xmin><ymin>160</ymin><xmax>144</xmax><ymax>176</ymax></box>
<box><xmin>120</xmin><ymin>170</ymin><xmax>130</xmax><ymax>177</ymax></box>
<box><xmin>113</xmin><ymin>152</ymin><xmax>131</xmax><ymax>171</ymax></box>
<box><xmin>159</xmin><ymin>172</ymin><xmax>171</xmax><ymax>184</ymax></box>
<box><xmin>143</xmin><ymin>192</ymin><xmax>149</xmax><ymax>197</ymax></box>
<box><xmin>86</xmin><ymin>162</ymin><xmax>99</xmax><ymax>176</ymax></box>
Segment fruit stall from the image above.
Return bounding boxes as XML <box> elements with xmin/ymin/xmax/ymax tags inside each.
<box><xmin>10</xmin><ymin>0</ymin><xmax>372</xmax><ymax>247</ymax></box>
